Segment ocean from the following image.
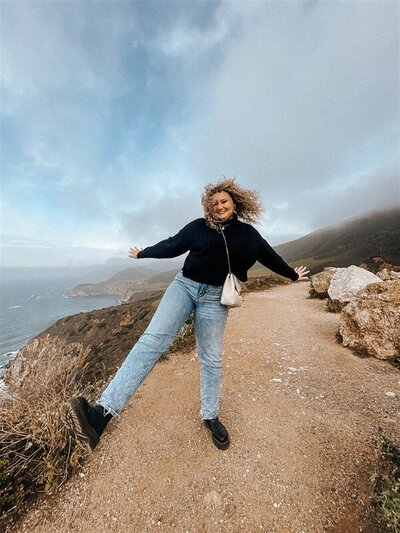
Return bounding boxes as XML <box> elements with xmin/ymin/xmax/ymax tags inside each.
<box><xmin>0</xmin><ymin>270</ymin><xmax>119</xmax><ymax>377</ymax></box>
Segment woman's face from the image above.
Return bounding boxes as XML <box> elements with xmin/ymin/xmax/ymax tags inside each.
<box><xmin>212</xmin><ymin>191</ymin><xmax>236</xmax><ymax>221</ymax></box>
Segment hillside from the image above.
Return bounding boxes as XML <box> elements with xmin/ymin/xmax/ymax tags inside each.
<box><xmin>275</xmin><ymin>206</ymin><xmax>400</xmax><ymax>274</ymax></box>
<box><xmin>7</xmin><ymin>283</ymin><xmax>399</xmax><ymax>532</ymax></box>
<box><xmin>68</xmin><ymin>262</ymin><xmax>183</xmax><ymax>298</ymax></box>
<box><xmin>68</xmin><ymin>206</ymin><xmax>400</xmax><ymax>297</ymax></box>
<box><xmin>107</xmin><ymin>266</ymin><xmax>156</xmax><ymax>281</ymax></box>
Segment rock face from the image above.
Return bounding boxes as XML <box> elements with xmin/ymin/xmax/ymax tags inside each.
<box><xmin>69</xmin><ymin>280</ymin><xmax>168</xmax><ymax>304</ymax></box>
<box><xmin>4</xmin><ymin>291</ymin><xmax>197</xmax><ymax>391</ymax></box>
<box><xmin>338</xmin><ymin>280</ymin><xmax>400</xmax><ymax>360</ymax></box>
<box><xmin>309</xmin><ymin>268</ymin><xmax>344</xmax><ymax>299</ymax></box>
<box><xmin>4</xmin><ymin>298</ymin><xmax>161</xmax><ymax>390</ymax></box>
<box><xmin>5</xmin><ymin>335</ymin><xmax>92</xmax><ymax>390</ymax></box>
<box><xmin>242</xmin><ymin>276</ymin><xmax>287</xmax><ymax>293</ymax></box>
<box><xmin>327</xmin><ymin>265</ymin><xmax>381</xmax><ymax>312</ymax></box>
<box><xmin>377</xmin><ymin>268</ymin><xmax>400</xmax><ymax>281</ymax></box>
<box><xmin>372</xmin><ymin>256</ymin><xmax>400</xmax><ymax>274</ymax></box>
<box><xmin>69</xmin><ymin>280</ymin><xmax>148</xmax><ymax>298</ymax></box>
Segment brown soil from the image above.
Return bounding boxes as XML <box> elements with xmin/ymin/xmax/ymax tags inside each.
<box><xmin>11</xmin><ymin>283</ymin><xmax>399</xmax><ymax>533</ymax></box>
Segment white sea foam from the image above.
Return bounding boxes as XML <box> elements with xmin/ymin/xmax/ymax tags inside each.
<box><xmin>0</xmin><ymin>351</ymin><xmax>18</xmax><ymax>366</ymax></box>
<box><xmin>0</xmin><ymin>351</ymin><xmax>18</xmax><ymax>380</ymax></box>
<box><xmin>9</xmin><ymin>305</ymin><xmax>22</xmax><ymax>309</ymax></box>
<box><xmin>3</xmin><ymin>351</ymin><xmax>18</xmax><ymax>357</ymax></box>
<box><xmin>0</xmin><ymin>380</ymin><xmax>11</xmax><ymax>403</ymax></box>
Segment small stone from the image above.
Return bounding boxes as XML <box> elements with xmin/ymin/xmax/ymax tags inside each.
<box><xmin>385</xmin><ymin>391</ymin><xmax>396</xmax><ymax>397</ymax></box>
<box><xmin>204</xmin><ymin>490</ymin><xmax>222</xmax><ymax>507</ymax></box>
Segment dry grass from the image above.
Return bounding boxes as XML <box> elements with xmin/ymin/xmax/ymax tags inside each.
<box><xmin>0</xmin><ymin>276</ymin><xmax>282</xmax><ymax>529</ymax></box>
<box><xmin>0</xmin><ymin>353</ymin><xmax>101</xmax><ymax>529</ymax></box>
<box><xmin>373</xmin><ymin>436</ymin><xmax>400</xmax><ymax>533</ymax></box>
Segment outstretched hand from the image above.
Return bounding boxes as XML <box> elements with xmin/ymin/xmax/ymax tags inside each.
<box><xmin>294</xmin><ymin>265</ymin><xmax>310</xmax><ymax>281</ymax></box>
<box><xmin>128</xmin><ymin>246</ymin><xmax>143</xmax><ymax>259</ymax></box>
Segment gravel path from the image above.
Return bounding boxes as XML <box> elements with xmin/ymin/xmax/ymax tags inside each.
<box><xmin>13</xmin><ymin>282</ymin><xmax>400</xmax><ymax>533</ymax></box>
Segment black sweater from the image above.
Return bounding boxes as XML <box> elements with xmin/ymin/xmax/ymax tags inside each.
<box><xmin>137</xmin><ymin>217</ymin><xmax>299</xmax><ymax>286</ymax></box>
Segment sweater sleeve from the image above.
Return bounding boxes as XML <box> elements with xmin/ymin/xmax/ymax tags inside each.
<box><xmin>257</xmin><ymin>235</ymin><xmax>299</xmax><ymax>281</ymax></box>
<box><xmin>137</xmin><ymin>221</ymin><xmax>194</xmax><ymax>259</ymax></box>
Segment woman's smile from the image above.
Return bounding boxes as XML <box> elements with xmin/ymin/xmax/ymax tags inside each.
<box><xmin>212</xmin><ymin>191</ymin><xmax>235</xmax><ymax>221</ymax></box>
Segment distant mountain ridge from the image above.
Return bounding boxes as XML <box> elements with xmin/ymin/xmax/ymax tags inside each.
<box><xmin>108</xmin><ymin>266</ymin><xmax>156</xmax><ymax>282</ymax></box>
<box><xmin>69</xmin><ymin>206</ymin><xmax>400</xmax><ymax>296</ymax></box>
<box><xmin>274</xmin><ymin>206</ymin><xmax>400</xmax><ymax>274</ymax></box>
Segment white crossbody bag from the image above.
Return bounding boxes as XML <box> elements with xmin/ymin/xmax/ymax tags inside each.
<box><xmin>219</xmin><ymin>227</ymin><xmax>242</xmax><ymax>308</ymax></box>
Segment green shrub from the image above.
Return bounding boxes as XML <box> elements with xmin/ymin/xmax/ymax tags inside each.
<box><xmin>373</xmin><ymin>437</ymin><xmax>400</xmax><ymax>533</ymax></box>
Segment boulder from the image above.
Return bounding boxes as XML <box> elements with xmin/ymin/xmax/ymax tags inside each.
<box><xmin>338</xmin><ymin>280</ymin><xmax>400</xmax><ymax>360</ymax></box>
<box><xmin>377</xmin><ymin>268</ymin><xmax>400</xmax><ymax>281</ymax></box>
<box><xmin>327</xmin><ymin>265</ymin><xmax>381</xmax><ymax>312</ymax></box>
<box><xmin>373</xmin><ymin>256</ymin><xmax>400</xmax><ymax>273</ymax></box>
<box><xmin>309</xmin><ymin>267</ymin><xmax>344</xmax><ymax>299</ymax></box>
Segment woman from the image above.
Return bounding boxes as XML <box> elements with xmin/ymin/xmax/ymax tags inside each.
<box><xmin>69</xmin><ymin>179</ymin><xmax>309</xmax><ymax>451</ymax></box>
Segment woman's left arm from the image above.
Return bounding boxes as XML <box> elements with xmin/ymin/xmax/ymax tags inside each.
<box><xmin>257</xmin><ymin>236</ymin><xmax>309</xmax><ymax>282</ymax></box>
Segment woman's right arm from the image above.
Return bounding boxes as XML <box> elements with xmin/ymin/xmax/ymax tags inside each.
<box><xmin>128</xmin><ymin>221</ymin><xmax>194</xmax><ymax>260</ymax></box>
<box><xmin>128</xmin><ymin>246</ymin><xmax>143</xmax><ymax>259</ymax></box>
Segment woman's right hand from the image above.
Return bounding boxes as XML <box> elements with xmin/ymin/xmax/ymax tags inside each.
<box><xmin>128</xmin><ymin>246</ymin><xmax>143</xmax><ymax>259</ymax></box>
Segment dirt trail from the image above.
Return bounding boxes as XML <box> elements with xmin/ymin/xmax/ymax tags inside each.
<box><xmin>13</xmin><ymin>283</ymin><xmax>399</xmax><ymax>533</ymax></box>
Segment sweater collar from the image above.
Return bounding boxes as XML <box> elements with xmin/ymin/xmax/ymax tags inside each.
<box><xmin>216</xmin><ymin>212</ymin><xmax>238</xmax><ymax>230</ymax></box>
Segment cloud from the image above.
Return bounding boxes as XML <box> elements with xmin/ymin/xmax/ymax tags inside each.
<box><xmin>0</xmin><ymin>1</ymin><xmax>398</xmax><ymax>266</ymax></box>
<box><xmin>118</xmin><ymin>182</ymin><xmax>204</xmax><ymax>247</ymax></box>
<box><xmin>187</xmin><ymin>2</ymin><xmax>399</xmax><ymax>212</ymax></box>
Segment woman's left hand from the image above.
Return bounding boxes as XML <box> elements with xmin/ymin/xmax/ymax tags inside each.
<box><xmin>294</xmin><ymin>265</ymin><xmax>310</xmax><ymax>281</ymax></box>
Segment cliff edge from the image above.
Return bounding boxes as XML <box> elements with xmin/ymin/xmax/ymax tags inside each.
<box><xmin>9</xmin><ymin>283</ymin><xmax>400</xmax><ymax>532</ymax></box>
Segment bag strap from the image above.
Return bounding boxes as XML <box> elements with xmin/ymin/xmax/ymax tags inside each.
<box><xmin>219</xmin><ymin>226</ymin><xmax>232</xmax><ymax>274</ymax></box>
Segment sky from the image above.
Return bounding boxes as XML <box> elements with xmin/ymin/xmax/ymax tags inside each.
<box><xmin>0</xmin><ymin>0</ymin><xmax>399</xmax><ymax>267</ymax></box>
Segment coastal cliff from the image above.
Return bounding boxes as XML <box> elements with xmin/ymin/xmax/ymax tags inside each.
<box><xmin>3</xmin><ymin>282</ymin><xmax>399</xmax><ymax>533</ymax></box>
<box><xmin>68</xmin><ymin>280</ymin><xmax>157</xmax><ymax>302</ymax></box>
<box><xmin>4</xmin><ymin>293</ymin><xmax>167</xmax><ymax>390</ymax></box>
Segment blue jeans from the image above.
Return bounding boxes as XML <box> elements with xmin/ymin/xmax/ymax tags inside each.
<box><xmin>98</xmin><ymin>272</ymin><xmax>229</xmax><ymax>419</ymax></box>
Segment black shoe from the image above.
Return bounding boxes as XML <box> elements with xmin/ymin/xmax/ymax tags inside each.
<box><xmin>69</xmin><ymin>396</ymin><xmax>113</xmax><ymax>451</ymax></box>
<box><xmin>204</xmin><ymin>417</ymin><xmax>230</xmax><ymax>450</ymax></box>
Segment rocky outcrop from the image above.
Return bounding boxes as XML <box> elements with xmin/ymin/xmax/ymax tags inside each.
<box><xmin>4</xmin><ymin>290</ymin><xmax>198</xmax><ymax>391</ymax></box>
<box><xmin>5</xmin><ymin>336</ymin><xmax>92</xmax><ymax>390</ymax></box>
<box><xmin>338</xmin><ymin>280</ymin><xmax>400</xmax><ymax>360</ymax></box>
<box><xmin>4</xmin><ymin>298</ymin><xmax>160</xmax><ymax>390</ymax></box>
<box><xmin>327</xmin><ymin>266</ymin><xmax>381</xmax><ymax>312</ymax></box>
<box><xmin>372</xmin><ymin>256</ymin><xmax>400</xmax><ymax>274</ymax></box>
<box><xmin>69</xmin><ymin>280</ymin><xmax>148</xmax><ymax>298</ymax></box>
<box><xmin>69</xmin><ymin>279</ymin><xmax>169</xmax><ymax>304</ymax></box>
<box><xmin>124</xmin><ymin>289</ymin><xmax>166</xmax><ymax>304</ymax></box>
<box><xmin>377</xmin><ymin>268</ymin><xmax>400</xmax><ymax>281</ymax></box>
<box><xmin>242</xmin><ymin>276</ymin><xmax>287</xmax><ymax>293</ymax></box>
<box><xmin>309</xmin><ymin>267</ymin><xmax>344</xmax><ymax>299</ymax></box>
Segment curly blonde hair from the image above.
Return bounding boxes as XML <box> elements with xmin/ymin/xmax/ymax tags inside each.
<box><xmin>202</xmin><ymin>178</ymin><xmax>264</xmax><ymax>229</ymax></box>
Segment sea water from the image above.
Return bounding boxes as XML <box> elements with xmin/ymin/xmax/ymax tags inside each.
<box><xmin>0</xmin><ymin>271</ymin><xmax>119</xmax><ymax>377</ymax></box>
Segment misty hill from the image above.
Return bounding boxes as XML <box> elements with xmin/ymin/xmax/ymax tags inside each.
<box><xmin>69</xmin><ymin>206</ymin><xmax>400</xmax><ymax>296</ymax></box>
<box><xmin>69</xmin><ymin>260</ymin><xmax>184</xmax><ymax>299</ymax></box>
<box><xmin>147</xmin><ymin>268</ymin><xmax>181</xmax><ymax>284</ymax></box>
<box><xmin>273</xmin><ymin>206</ymin><xmax>400</xmax><ymax>274</ymax></box>
<box><xmin>108</xmin><ymin>266</ymin><xmax>156</xmax><ymax>281</ymax></box>
<box><xmin>106</xmin><ymin>258</ymin><xmax>184</xmax><ymax>280</ymax></box>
